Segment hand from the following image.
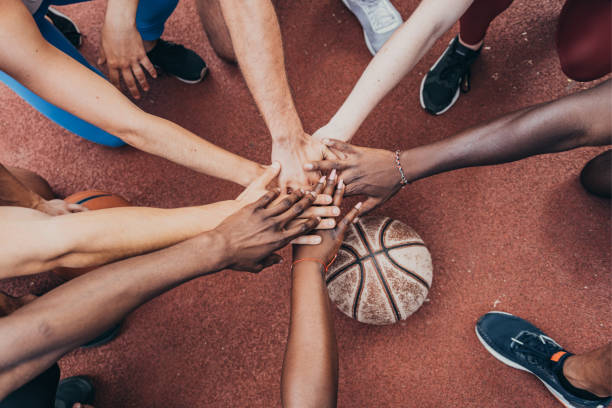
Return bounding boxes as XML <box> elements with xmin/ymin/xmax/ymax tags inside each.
<box><xmin>236</xmin><ymin>163</ymin><xmax>339</xmax><ymax>236</ymax></box>
<box><xmin>214</xmin><ymin>188</ymin><xmax>321</xmax><ymax>273</ymax></box>
<box><xmin>271</xmin><ymin>133</ymin><xmax>337</xmax><ymax>194</ymax></box>
<box><xmin>293</xmin><ymin>195</ymin><xmax>362</xmax><ymax>266</ymax></box>
<box><xmin>98</xmin><ymin>16</ymin><xmax>157</xmax><ymax>99</ymax></box>
<box><xmin>33</xmin><ymin>199</ymin><xmax>87</xmax><ymax>216</ymax></box>
<box><xmin>312</xmin><ymin>122</ymin><xmax>352</xmax><ymax>149</ymax></box>
<box><xmin>305</xmin><ymin>139</ymin><xmax>403</xmax><ymax>214</ymax></box>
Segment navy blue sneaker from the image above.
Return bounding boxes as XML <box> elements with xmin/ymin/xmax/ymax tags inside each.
<box><xmin>55</xmin><ymin>376</ymin><xmax>94</xmax><ymax>408</ymax></box>
<box><xmin>420</xmin><ymin>36</ymin><xmax>480</xmax><ymax>115</ymax></box>
<box><xmin>476</xmin><ymin>311</ymin><xmax>611</xmax><ymax>408</ymax></box>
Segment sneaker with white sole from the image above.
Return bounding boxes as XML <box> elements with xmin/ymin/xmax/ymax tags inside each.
<box><xmin>342</xmin><ymin>0</ymin><xmax>402</xmax><ymax>55</ymax></box>
<box><xmin>46</xmin><ymin>7</ymin><xmax>82</xmax><ymax>49</ymax></box>
<box><xmin>146</xmin><ymin>39</ymin><xmax>208</xmax><ymax>84</ymax></box>
<box><xmin>476</xmin><ymin>311</ymin><xmax>611</xmax><ymax>408</ymax></box>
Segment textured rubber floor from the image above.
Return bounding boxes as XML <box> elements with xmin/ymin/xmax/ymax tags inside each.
<box><xmin>0</xmin><ymin>1</ymin><xmax>609</xmax><ymax>407</ymax></box>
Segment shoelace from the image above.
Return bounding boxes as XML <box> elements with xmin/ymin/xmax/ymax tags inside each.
<box><xmin>358</xmin><ymin>0</ymin><xmax>397</xmax><ymax>32</ymax></box>
<box><xmin>510</xmin><ymin>331</ymin><xmax>563</xmax><ymax>363</ymax></box>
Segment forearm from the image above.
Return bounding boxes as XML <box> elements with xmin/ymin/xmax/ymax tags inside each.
<box><xmin>0</xmin><ymin>231</ymin><xmax>226</xmax><ymax>398</ymax></box>
<box><xmin>327</xmin><ymin>0</ymin><xmax>472</xmax><ymax>141</ymax></box>
<box><xmin>1</xmin><ymin>200</ymin><xmax>242</xmax><ymax>277</ymax></box>
<box><xmin>403</xmin><ymin>81</ymin><xmax>612</xmax><ymax>182</ymax></box>
<box><xmin>0</xmin><ymin>163</ymin><xmax>41</xmax><ymax>208</ymax></box>
<box><xmin>0</xmin><ymin>1</ymin><xmax>261</xmax><ymax>186</ymax></box>
<box><xmin>282</xmin><ymin>262</ymin><xmax>338</xmax><ymax>408</ymax></box>
<box><xmin>219</xmin><ymin>0</ymin><xmax>303</xmax><ymax>142</ymax></box>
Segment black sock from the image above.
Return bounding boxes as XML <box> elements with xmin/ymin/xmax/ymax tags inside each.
<box><xmin>556</xmin><ymin>354</ymin><xmax>609</xmax><ymax>401</ymax></box>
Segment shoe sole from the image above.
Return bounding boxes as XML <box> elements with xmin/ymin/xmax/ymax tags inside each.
<box><xmin>153</xmin><ymin>65</ymin><xmax>208</xmax><ymax>84</ymax></box>
<box><xmin>47</xmin><ymin>7</ymin><xmax>82</xmax><ymax>48</ymax></box>
<box><xmin>419</xmin><ymin>38</ymin><xmax>461</xmax><ymax>116</ymax></box>
<box><xmin>341</xmin><ymin>0</ymin><xmax>401</xmax><ymax>56</ymax></box>
<box><xmin>474</xmin><ymin>311</ymin><xmax>579</xmax><ymax>408</ymax></box>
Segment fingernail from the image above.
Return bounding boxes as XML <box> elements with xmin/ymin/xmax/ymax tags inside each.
<box><xmin>332</xmin><ymin>207</ymin><xmax>340</xmax><ymax>216</ymax></box>
<box><xmin>310</xmin><ymin>191</ymin><xmax>318</xmax><ymax>199</ymax></box>
<box><xmin>323</xmin><ymin>196</ymin><xmax>332</xmax><ymax>204</ymax></box>
<box><xmin>355</xmin><ymin>202</ymin><xmax>363</xmax><ymax>210</ymax></box>
<box><xmin>329</xmin><ymin>169</ymin><xmax>337</xmax><ymax>180</ymax></box>
<box><xmin>323</xmin><ymin>138</ymin><xmax>331</xmax><ymax>145</ymax></box>
<box><xmin>354</xmin><ymin>217</ymin><xmax>360</xmax><ymax>223</ymax></box>
<box><xmin>299</xmin><ymin>188</ymin><xmax>305</xmax><ymax>194</ymax></box>
<box><xmin>338</xmin><ymin>179</ymin><xmax>344</xmax><ymax>189</ymax></box>
<box><xmin>271</xmin><ymin>161</ymin><xmax>281</xmax><ymax>169</ymax></box>
<box><xmin>304</xmin><ymin>163</ymin><xmax>313</xmax><ymax>170</ymax></box>
<box><xmin>316</xmin><ymin>217</ymin><xmax>322</xmax><ymax>222</ymax></box>
<box><xmin>318</xmin><ymin>176</ymin><xmax>326</xmax><ymax>183</ymax></box>
<box><xmin>312</xmin><ymin>236</ymin><xmax>322</xmax><ymax>244</ymax></box>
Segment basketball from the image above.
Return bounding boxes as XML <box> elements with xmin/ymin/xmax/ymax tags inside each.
<box><xmin>53</xmin><ymin>190</ymin><xmax>130</xmax><ymax>281</ymax></box>
<box><xmin>325</xmin><ymin>215</ymin><xmax>433</xmax><ymax>325</ymax></box>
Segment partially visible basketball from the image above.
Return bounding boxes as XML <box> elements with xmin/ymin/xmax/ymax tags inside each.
<box><xmin>53</xmin><ymin>190</ymin><xmax>130</xmax><ymax>281</ymax></box>
<box><xmin>325</xmin><ymin>216</ymin><xmax>433</xmax><ymax>325</ymax></box>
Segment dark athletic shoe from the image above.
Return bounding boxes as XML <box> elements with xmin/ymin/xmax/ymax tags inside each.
<box><xmin>476</xmin><ymin>311</ymin><xmax>611</xmax><ymax>408</ymax></box>
<box><xmin>55</xmin><ymin>376</ymin><xmax>94</xmax><ymax>408</ymax></box>
<box><xmin>46</xmin><ymin>8</ymin><xmax>82</xmax><ymax>49</ymax></box>
<box><xmin>146</xmin><ymin>39</ymin><xmax>208</xmax><ymax>84</ymax></box>
<box><xmin>420</xmin><ymin>36</ymin><xmax>480</xmax><ymax>115</ymax></box>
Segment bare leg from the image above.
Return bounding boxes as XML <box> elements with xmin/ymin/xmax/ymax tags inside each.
<box><xmin>563</xmin><ymin>343</ymin><xmax>612</xmax><ymax>398</ymax></box>
<box><xmin>580</xmin><ymin>150</ymin><xmax>611</xmax><ymax>198</ymax></box>
<box><xmin>196</xmin><ymin>0</ymin><xmax>236</xmax><ymax>62</ymax></box>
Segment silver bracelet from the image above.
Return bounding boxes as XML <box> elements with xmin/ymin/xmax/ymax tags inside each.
<box><xmin>395</xmin><ymin>150</ymin><xmax>409</xmax><ymax>186</ymax></box>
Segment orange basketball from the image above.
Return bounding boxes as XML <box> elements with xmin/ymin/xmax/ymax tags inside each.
<box><xmin>53</xmin><ymin>190</ymin><xmax>130</xmax><ymax>281</ymax></box>
<box><xmin>325</xmin><ymin>216</ymin><xmax>433</xmax><ymax>325</ymax></box>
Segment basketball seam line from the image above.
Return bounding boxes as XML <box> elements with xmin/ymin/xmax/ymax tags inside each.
<box><xmin>325</xmin><ymin>242</ymin><xmax>425</xmax><ymax>285</ymax></box>
<box><xmin>379</xmin><ymin>220</ymin><xmax>431</xmax><ymax>290</ymax></box>
<box><xmin>354</xmin><ymin>221</ymin><xmax>401</xmax><ymax>323</ymax></box>
<box><xmin>75</xmin><ymin>194</ymin><xmax>113</xmax><ymax>205</ymax></box>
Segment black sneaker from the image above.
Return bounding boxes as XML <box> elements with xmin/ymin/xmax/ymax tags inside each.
<box><xmin>55</xmin><ymin>376</ymin><xmax>94</xmax><ymax>408</ymax></box>
<box><xmin>46</xmin><ymin>8</ymin><xmax>82</xmax><ymax>49</ymax></box>
<box><xmin>420</xmin><ymin>36</ymin><xmax>480</xmax><ymax>115</ymax></box>
<box><xmin>146</xmin><ymin>39</ymin><xmax>208</xmax><ymax>84</ymax></box>
<box><xmin>476</xmin><ymin>311</ymin><xmax>611</xmax><ymax>408</ymax></box>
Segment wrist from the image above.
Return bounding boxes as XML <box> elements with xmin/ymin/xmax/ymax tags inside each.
<box><xmin>399</xmin><ymin>144</ymin><xmax>440</xmax><ymax>184</ymax></box>
<box><xmin>271</xmin><ymin>129</ymin><xmax>307</xmax><ymax>146</ymax></box>
<box><xmin>198</xmin><ymin>230</ymin><xmax>233</xmax><ymax>271</ymax></box>
<box><xmin>105</xmin><ymin>0</ymin><xmax>138</xmax><ymax>27</ymax></box>
<box><xmin>325</xmin><ymin>116</ymin><xmax>357</xmax><ymax>142</ymax></box>
<box><xmin>292</xmin><ymin>259</ymin><xmax>326</xmax><ymax>277</ymax></box>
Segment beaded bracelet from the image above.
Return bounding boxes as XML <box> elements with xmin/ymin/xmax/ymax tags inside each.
<box><xmin>395</xmin><ymin>150</ymin><xmax>409</xmax><ymax>186</ymax></box>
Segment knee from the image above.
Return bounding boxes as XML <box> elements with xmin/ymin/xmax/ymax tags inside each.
<box><xmin>558</xmin><ymin>45</ymin><xmax>609</xmax><ymax>82</ymax></box>
<box><xmin>580</xmin><ymin>150</ymin><xmax>611</xmax><ymax>198</ymax></box>
<box><xmin>209</xmin><ymin>37</ymin><xmax>237</xmax><ymax>63</ymax></box>
<box><xmin>6</xmin><ymin>166</ymin><xmax>55</xmax><ymax>200</ymax></box>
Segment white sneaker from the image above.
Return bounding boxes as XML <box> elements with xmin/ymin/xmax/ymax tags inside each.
<box><xmin>342</xmin><ymin>0</ymin><xmax>402</xmax><ymax>55</ymax></box>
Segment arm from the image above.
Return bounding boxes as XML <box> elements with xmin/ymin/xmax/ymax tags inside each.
<box><xmin>0</xmin><ymin>188</ymin><xmax>321</xmax><ymax>398</ymax></box>
<box><xmin>99</xmin><ymin>0</ymin><xmax>157</xmax><ymax>99</ymax></box>
<box><xmin>0</xmin><ymin>163</ymin><xmax>45</xmax><ymax>209</ymax></box>
<box><xmin>0</xmin><ymin>0</ymin><xmax>261</xmax><ymax>186</ymax></box>
<box><xmin>218</xmin><ymin>0</ymin><xmax>329</xmax><ymax>191</ymax></box>
<box><xmin>282</xmin><ymin>179</ymin><xmax>362</xmax><ymax>408</ymax></box>
<box><xmin>314</xmin><ymin>0</ymin><xmax>473</xmax><ymax>142</ymax></box>
<box><xmin>308</xmin><ymin>80</ymin><xmax>612</xmax><ymax>212</ymax></box>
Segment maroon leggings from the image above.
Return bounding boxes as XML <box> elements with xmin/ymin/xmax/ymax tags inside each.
<box><xmin>459</xmin><ymin>0</ymin><xmax>611</xmax><ymax>82</ymax></box>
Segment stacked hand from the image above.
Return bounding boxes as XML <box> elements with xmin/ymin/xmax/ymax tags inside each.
<box><xmin>305</xmin><ymin>139</ymin><xmax>406</xmax><ymax>214</ymax></box>
<box><xmin>34</xmin><ymin>199</ymin><xmax>87</xmax><ymax>216</ymax></box>
<box><xmin>214</xmin><ymin>180</ymin><xmax>326</xmax><ymax>273</ymax></box>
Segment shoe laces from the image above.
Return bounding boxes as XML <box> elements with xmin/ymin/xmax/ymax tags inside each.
<box><xmin>357</xmin><ymin>0</ymin><xmax>398</xmax><ymax>32</ymax></box>
<box><xmin>510</xmin><ymin>331</ymin><xmax>563</xmax><ymax>367</ymax></box>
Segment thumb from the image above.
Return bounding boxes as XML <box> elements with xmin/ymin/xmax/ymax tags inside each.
<box><xmin>97</xmin><ymin>47</ymin><xmax>106</xmax><ymax>66</ymax></box>
<box><xmin>360</xmin><ymin>197</ymin><xmax>383</xmax><ymax>215</ymax></box>
<box><xmin>322</xmin><ymin>138</ymin><xmax>356</xmax><ymax>155</ymax></box>
<box><xmin>254</xmin><ymin>162</ymin><xmax>281</xmax><ymax>189</ymax></box>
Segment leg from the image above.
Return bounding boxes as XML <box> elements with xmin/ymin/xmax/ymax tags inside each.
<box><xmin>580</xmin><ymin>150</ymin><xmax>611</xmax><ymax>198</ymax></box>
<box><xmin>563</xmin><ymin>343</ymin><xmax>612</xmax><ymax>398</ymax></box>
<box><xmin>0</xmin><ymin>17</ymin><xmax>125</xmax><ymax>147</ymax></box>
<box><xmin>196</xmin><ymin>0</ymin><xmax>236</xmax><ymax>62</ymax></box>
<box><xmin>5</xmin><ymin>167</ymin><xmax>55</xmax><ymax>201</ymax></box>
<box><xmin>459</xmin><ymin>0</ymin><xmax>515</xmax><ymax>49</ymax></box>
<box><xmin>135</xmin><ymin>0</ymin><xmax>180</xmax><ymax>47</ymax></box>
<box><xmin>556</xmin><ymin>0</ymin><xmax>611</xmax><ymax>82</ymax></box>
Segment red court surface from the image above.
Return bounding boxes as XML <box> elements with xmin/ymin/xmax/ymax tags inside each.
<box><xmin>1</xmin><ymin>1</ymin><xmax>610</xmax><ymax>407</ymax></box>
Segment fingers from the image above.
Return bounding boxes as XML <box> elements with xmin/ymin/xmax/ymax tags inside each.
<box><xmin>333</xmin><ymin>179</ymin><xmax>345</xmax><ymax>207</ymax></box>
<box><xmin>336</xmin><ymin>202</ymin><xmax>362</xmax><ymax>236</ymax></box>
<box><xmin>301</xmin><ymin>205</ymin><xmax>340</xmax><ymax>218</ymax></box>
<box><xmin>313</xmin><ymin>194</ymin><xmax>332</xmax><ymax>205</ymax></box>
<box><xmin>264</xmin><ymin>189</ymin><xmax>304</xmax><ymax>217</ymax></box>
<box><xmin>287</xmin><ymin>217</ymin><xmax>335</xmax><ymax>230</ymax></box>
<box><xmin>252</xmin><ymin>189</ymin><xmax>281</xmax><ymax>210</ymax></box>
<box><xmin>67</xmin><ymin>203</ymin><xmax>88</xmax><ymax>212</ymax></box>
<box><xmin>322</xmin><ymin>169</ymin><xmax>337</xmax><ymax>196</ymax></box>
<box><xmin>97</xmin><ymin>47</ymin><xmax>106</xmax><ymax>66</ymax></box>
<box><xmin>322</xmin><ymin>138</ymin><xmax>357</xmax><ymax>154</ymax></box>
<box><xmin>290</xmin><ymin>235</ymin><xmax>322</xmax><ymax>245</ymax></box>
<box><xmin>140</xmin><ymin>55</ymin><xmax>157</xmax><ymax>79</ymax></box>
<box><xmin>261</xmin><ymin>253</ymin><xmax>283</xmax><ymax>268</ymax></box>
<box><xmin>282</xmin><ymin>217</ymin><xmax>319</xmax><ymax>241</ymax></box>
<box><xmin>304</xmin><ymin>160</ymin><xmax>347</xmax><ymax>172</ymax></box>
<box><xmin>121</xmin><ymin>67</ymin><xmax>141</xmax><ymax>99</ymax></box>
<box><xmin>275</xmin><ymin>190</ymin><xmax>316</xmax><ymax>226</ymax></box>
<box><xmin>107</xmin><ymin>67</ymin><xmax>121</xmax><ymax>90</ymax></box>
<box><xmin>131</xmin><ymin>62</ymin><xmax>149</xmax><ymax>93</ymax></box>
